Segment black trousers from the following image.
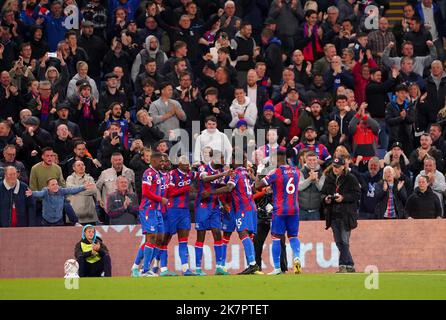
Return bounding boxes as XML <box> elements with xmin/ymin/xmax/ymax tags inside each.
<box><xmin>253</xmin><ymin>221</ymin><xmax>288</xmax><ymax>272</ymax></box>
<box><xmin>78</xmin><ymin>255</ymin><xmax>112</xmax><ymax>277</ymax></box>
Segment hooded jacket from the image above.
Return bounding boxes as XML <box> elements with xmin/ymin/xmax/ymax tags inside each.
<box><xmin>131</xmin><ymin>35</ymin><xmax>168</xmax><ymax>83</ymax></box>
<box><xmin>193</xmin><ymin>129</ymin><xmax>233</xmax><ymax>164</ymax></box>
<box><xmin>229</xmin><ymin>96</ymin><xmax>258</xmax><ymax>129</ymax></box>
<box><xmin>74</xmin><ymin>225</ymin><xmax>109</xmax><ymax>263</ymax></box>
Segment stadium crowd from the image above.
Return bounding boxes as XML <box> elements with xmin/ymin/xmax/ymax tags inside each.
<box><xmin>0</xmin><ymin>0</ymin><xmax>446</xmax><ymax>274</ymax></box>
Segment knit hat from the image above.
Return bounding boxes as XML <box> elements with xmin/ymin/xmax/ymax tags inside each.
<box><xmin>236</xmin><ymin>119</ymin><xmax>248</xmax><ymax>128</ymax></box>
<box><xmin>263</xmin><ymin>100</ymin><xmax>274</xmax><ymax>112</ymax></box>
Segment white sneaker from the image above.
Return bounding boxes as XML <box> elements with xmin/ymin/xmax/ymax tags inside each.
<box><xmin>267</xmin><ymin>269</ymin><xmax>282</xmax><ymax>275</ymax></box>
<box><xmin>141</xmin><ymin>270</ymin><xmax>159</xmax><ymax>277</ymax></box>
<box><xmin>131</xmin><ymin>268</ymin><xmax>140</xmax><ymax>277</ymax></box>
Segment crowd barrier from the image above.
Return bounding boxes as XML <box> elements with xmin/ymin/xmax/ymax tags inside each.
<box><xmin>1</xmin><ymin>220</ymin><xmax>445</xmax><ymax>278</ymax></box>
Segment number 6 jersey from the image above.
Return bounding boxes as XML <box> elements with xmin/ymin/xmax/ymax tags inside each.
<box><xmin>262</xmin><ymin>165</ymin><xmax>300</xmax><ymax>216</ymax></box>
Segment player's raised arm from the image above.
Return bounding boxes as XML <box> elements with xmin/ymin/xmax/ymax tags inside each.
<box><xmin>200</xmin><ymin>169</ymin><xmax>232</xmax><ymax>183</ymax></box>
<box><xmin>202</xmin><ymin>183</ymin><xmax>235</xmax><ymax>199</ymax></box>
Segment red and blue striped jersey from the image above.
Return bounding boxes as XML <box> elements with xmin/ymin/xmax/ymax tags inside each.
<box><xmin>293</xmin><ymin>143</ymin><xmax>331</xmax><ymax>162</ymax></box>
<box><xmin>160</xmin><ymin>171</ymin><xmax>170</xmax><ymax>213</ymax></box>
<box><xmin>194</xmin><ymin>163</ymin><xmax>225</xmax><ymax>209</ymax></box>
<box><xmin>140</xmin><ymin>167</ymin><xmax>168</xmax><ymax>212</ymax></box>
<box><xmin>262</xmin><ymin>165</ymin><xmax>300</xmax><ymax>216</ymax></box>
<box><xmin>228</xmin><ymin>167</ymin><xmax>256</xmax><ymax>213</ymax></box>
<box><xmin>168</xmin><ymin>169</ymin><xmax>198</xmax><ymax>209</ymax></box>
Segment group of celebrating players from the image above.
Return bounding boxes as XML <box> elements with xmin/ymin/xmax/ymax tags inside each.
<box><xmin>131</xmin><ymin>148</ymin><xmax>302</xmax><ymax>277</ymax></box>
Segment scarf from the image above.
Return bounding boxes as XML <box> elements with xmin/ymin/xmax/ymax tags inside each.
<box><xmin>302</xmin><ymin>23</ymin><xmax>323</xmax><ymax>62</ymax></box>
<box><xmin>81</xmin><ymin>96</ymin><xmax>92</xmax><ymax>119</ymax></box>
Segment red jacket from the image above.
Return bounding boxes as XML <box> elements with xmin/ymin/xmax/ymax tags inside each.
<box><xmin>352</xmin><ymin>58</ymin><xmax>378</xmax><ymax>104</ymax></box>
<box><xmin>274</xmin><ymin>99</ymin><xmax>304</xmax><ymax>140</ymax></box>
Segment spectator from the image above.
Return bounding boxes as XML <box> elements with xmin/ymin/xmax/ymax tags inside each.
<box><xmin>64</xmin><ymin>31</ymin><xmax>90</xmax><ymax>79</ymax></box>
<box><xmin>367</xmin><ymin>17</ymin><xmax>396</xmax><ymax>67</ymax></box>
<box><xmin>252</xmin><ymin>128</ymin><xmax>286</xmax><ymax>166</ymax></box>
<box><xmin>233</xmin><ymin>22</ymin><xmax>257</xmax><ymax>87</ymax></box>
<box><xmin>165</xmin><ymin>57</ymin><xmax>189</xmax><ymax>88</ymax></box>
<box><xmin>98</xmin><ymin>73</ymin><xmax>129</xmax><ymax>119</ymax></box>
<box><xmin>245</xmin><ymin>69</ymin><xmax>269</xmax><ymax>115</ymax></box>
<box><xmin>423</xmin><ymin>60</ymin><xmax>446</xmax><ymax>130</ymax></box>
<box><xmin>333</xmin><ymin>19</ymin><xmax>356</xmax><ymax>54</ymax></box>
<box><xmin>67</xmin><ymin>61</ymin><xmax>100</xmax><ymax>102</ymax></box>
<box><xmin>135</xmin><ymin>78</ymin><xmax>158</xmax><ymax>112</ymax></box>
<box><xmin>348</xmin><ymin>103</ymin><xmax>379</xmax><ymax>170</ymax></box>
<box><xmin>229</xmin><ymin>87</ymin><xmax>258</xmax><ymax>129</ymax></box>
<box><xmin>149</xmin><ymin>82</ymin><xmax>187</xmax><ymax>139</ymax></box>
<box><xmin>403</xmin><ymin>16</ymin><xmax>432</xmax><ymax>58</ymax></box>
<box><xmin>374</xmin><ymin>166</ymin><xmax>408</xmax><ymax>220</ymax></box>
<box><xmin>220</xmin><ymin>0</ymin><xmax>241</xmax><ymax>39</ymax></box>
<box><xmin>96</xmin><ymin>152</ymin><xmax>135</xmax><ymax>215</ymax></box>
<box><xmin>274</xmin><ymin>87</ymin><xmax>304</xmax><ymax>141</ymax></box>
<box><xmin>78</xmin><ymin>20</ymin><xmax>108</xmax><ymax>83</ymax></box>
<box><xmin>254</xmin><ymin>100</ymin><xmax>286</xmax><ymax>146</ymax></box>
<box><xmin>352</xmin><ymin>50</ymin><xmax>378</xmax><ymax>105</ymax></box>
<box><xmin>385</xmin><ymin>84</ymin><xmax>415</xmax><ymax>156</ymax></box>
<box><xmin>71</xmin><ymin>81</ymin><xmax>100</xmax><ymax>141</ymax></box>
<box><xmin>320</xmin><ymin>6</ymin><xmax>341</xmax><ymax>45</ymax></box>
<box><xmin>39</xmin><ymin>1</ymin><xmax>68</xmax><ymax>52</ymax></box>
<box><xmin>0</xmin><ymin>145</ymin><xmax>28</xmax><ymax>183</ymax></box>
<box><xmin>267</xmin><ymin>0</ymin><xmax>303</xmax><ymax>55</ymax></box>
<box><xmin>99</xmin><ymin>102</ymin><xmax>134</xmax><ymax>149</ymax></box>
<box><xmin>20</xmin><ymin>116</ymin><xmax>54</xmax><ymax>166</ymax></box>
<box><xmin>337</xmin><ymin>0</ymin><xmax>359</xmax><ymax>25</ymax></box>
<box><xmin>161</xmin><ymin>41</ymin><xmax>192</xmax><ymax>76</ymax></box>
<box><xmin>329</xmin><ymin>95</ymin><xmax>355</xmax><ymax>140</ymax></box>
<box><xmin>409</xmin><ymin>133</ymin><xmax>444</xmax><ymax>177</ymax></box>
<box><xmin>313</xmin><ymin>43</ymin><xmax>337</xmax><ymax>77</ymax></box>
<box><xmin>290</xmin><ymin>49</ymin><xmax>312</xmax><ymax>89</ymax></box>
<box><xmin>75</xmin><ymin>224</ymin><xmax>112</xmax><ymax>277</ymax></box>
<box><xmin>0</xmin><ymin>166</ymin><xmax>35</xmax><ymax>227</ymax></box>
<box><xmin>129</xmin><ymin>146</ymin><xmax>151</xmax><ymax>200</ymax></box>
<box><xmin>306</xmin><ymin>73</ymin><xmax>331</xmax><ymax>104</ymax></box>
<box><xmin>53</xmin><ymin>124</ymin><xmax>75</xmax><ymax>163</ymax></box>
<box><xmin>415</xmin><ymin>0</ymin><xmax>446</xmax><ymax>61</ymax></box>
<box><xmin>29</xmin><ymin>147</ymin><xmax>65</xmax><ymax>192</ymax></box>
<box><xmin>26</xmin><ymin>177</ymin><xmax>94</xmax><ymax>226</ymax></box>
<box><xmin>48</xmin><ymin>102</ymin><xmax>81</xmax><ymax>138</ymax></box>
<box><xmin>131</xmin><ymin>35</ymin><xmax>167</xmax><ymax>85</ymax></box>
<box><xmin>214</xmin><ymin>66</ymin><xmax>235</xmax><ymax>106</ymax></box>
<box><xmin>358</xmin><ymin>157</ymin><xmax>382</xmax><ymax>220</ymax></box>
<box><xmin>405</xmin><ymin>175</ymin><xmax>442</xmax><ymax>219</ymax></box>
<box><xmin>133</xmin><ymin>109</ymin><xmax>164</xmax><ymax>148</ymax></box>
<box><xmin>382</xmin><ymin>40</ymin><xmax>437</xmax><ymax>77</ymax></box>
<box><xmin>36</xmin><ymin>52</ymin><xmax>70</xmax><ymax>101</ymax></box>
<box><xmin>194</xmin><ymin>116</ymin><xmax>232</xmax><ymax>165</ymax></box>
<box><xmin>322</xmin><ymin>157</ymin><xmax>361</xmax><ymax>273</ymax></box>
<box><xmin>396</xmin><ymin>56</ymin><xmax>425</xmax><ymax>90</ymax></box>
<box><xmin>0</xmin><ymin>71</ymin><xmax>22</xmax><ymax>122</ymax></box>
<box><xmin>383</xmin><ymin>142</ymin><xmax>410</xmax><ymax>176</ymax></box>
<box><xmin>288</xmin><ymin>126</ymin><xmax>331</xmax><ymax>167</ymax></box>
<box><xmin>320</xmin><ymin>120</ymin><xmax>348</xmax><ymax>156</ymax></box>
<box><xmin>106</xmin><ymin>175</ymin><xmax>138</xmax><ymax>225</ymax></box>
<box><xmin>63</xmin><ymin>140</ymin><xmax>100</xmax><ymax>181</ymax></box>
<box><xmin>324</xmin><ymin>55</ymin><xmax>354</xmax><ymax>92</ymax></box>
<box><xmin>102</xmin><ymin>37</ymin><xmax>132</xmax><ymax>77</ymax></box>
<box><xmin>66</xmin><ymin>160</ymin><xmax>98</xmax><ymax>225</ymax></box>
<box><xmin>260</xmin><ymin>28</ymin><xmax>283</xmax><ymax>85</ymax></box>
<box><xmin>429</xmin><ymin>123</ymin><xmax>446</xmax><ymax>158</ymax></box>
<box><xmin>98</xmin><ymin>123</ymin><xmax>129</xmax><ymax>169</ymax></box>
<box><xmin>271</xmin><ymin>67</ymin><xmax>298</xmax><ymax>104</ymax></box>
<box><xmin>414</xmin><ymin>157</ymin><xmax>446</xmax><ymax>215</ymax></box>
<box><xmin>296</xmin><ymin>10</ymin><xmax>324</xmax><ymax>63</ymax></box>
<box><xmin>365</xmin><ymin>67</ymin><xmax>399</xmax><ymax>152</ymax></box>
<box><xmin>133</xmin><ymin>57</ymin><xmax>165</xmax><ymax>97</ymax></box>
<box><xmin>200</xmin><ymin>87</ymin><xmax>232</xmax><ymax>133</ymax></box>
<box><xmin>298</xmin><ymin>151</ymin><xmax>325</xmax><ymax>221</ymax></box>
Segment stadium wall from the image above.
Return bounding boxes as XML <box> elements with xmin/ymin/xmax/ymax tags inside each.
<box><xmin>1</xmin><ymin>220</ymin><xmax>445</xmax><ymax>278</ymax></box>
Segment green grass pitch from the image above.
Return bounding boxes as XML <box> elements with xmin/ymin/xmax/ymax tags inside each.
<box><xmin>1</xmin><ymin>272</ymin><xmax>446</xmax><ymax>300</ymax></box>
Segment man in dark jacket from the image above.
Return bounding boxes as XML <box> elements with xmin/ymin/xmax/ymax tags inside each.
<box><xmin>422</xmin><ymin>60</ymin><xmax>446</xmax><ymax>129</ymax></box>
<box><xmin>75</xmin><ymin>224</ymin><xmax>112</xmax><ymax>277</ymax></box>
<box><xmin>255</xmin><ymin>101</ymin><xmax>287</xmax><ymax>145</ymax></box>
<box><xmin>358</xmin><ymin>157</ymin><xmax>382</xmax><ymax>220</ymax></box>
<box><xmin>322</xmin><ymin>157</ymin><xmax>361</xmax><ymax>273</ymax></box>
<box><xmin>200</xmin><ymin>87</ymin><xmax>232</xmax><ymax>133</ymax></box>
<box><xmin>403</xmin><ymin>16</ymin><xmax>432</xmax><ymax>57</ymax></box>
<box><xmin>385</xmin><ymin>84</ymin><xmax>416</xmax><ymax>156</ymax></box>
<box><xmin>365</xmin><ymin>67</ymin><xmax>398</xmax><ymax>152</ymax></box>
<box><xmin>0</xmin><ymin>166</ymin><xmax>35</xmax><ymax>227</ymax></box>
<box><xmin>405</xmin><ymin>175</ymin><xmax>442</xmax><ymax>219</ymax></box>
<box><xmin>260</xmin><ymin>28</ymin><xmax>283</xmax><ymax>86</ymax></box>
<box><xmin>234</xmin><ymin>22</ymin><xmax>257</xmax><ymax>87</ymax></box>
<box><xmin>62</xmin><ymin>141</ymin><xmax>100</xmax><ymax>180</ymax></box>
<box><xmin>98</xmin><ymin>73</ymin><xmax>130</xmax><ymax>120</ymax></box>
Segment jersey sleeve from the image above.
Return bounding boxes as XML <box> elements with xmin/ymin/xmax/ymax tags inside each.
<box><xmin>142</xmin><ymin>170</ymin><xmax>154</xmax><ymax>186</ymax></box>
<box><xmin>320</xmin><ymin>145</ymin><xmax>331</xmax><ymax>161</ymax></box>
<box><xmin>262</xmin><ymin>169</ymin><xmax>278</xmax><ymax>186</ymax></box>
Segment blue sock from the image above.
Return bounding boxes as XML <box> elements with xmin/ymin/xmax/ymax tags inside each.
<box><xmin>142</xmin><ymin>244</ymin><xmax>154</xmax><ymax>273</ymax></box>
<box><xmin>221</xmin><ymin>236</ymin><xmax>230</xmax><ymax>267</ymax></box>
<box><xmin>160</xmin><ymin>246</ymin><xmax>168</xmax><ymax>269</ymax></box>
<box><xmin>195</xmin><ymin>242</ymin><xmax>203</xmax><ymax>269</ymax></box>
<box><xmin>214</xmin><ymin>240</ymin><xmax>222</xmax><ymax>267</ymax></box>
<box><xmin>178</xmin><ymin>238</ymin><xmax>189</xmax><ymax>266</ymax></box>
<box><xmin>242</xmin><ymin>236</ymin><xmax>255</xmax><ymax>265</ymax></box>
<box><xmin>289</xmin><ymin>237</ymin><xmax>301</xmax><ymax>261</ymax></box>
<box><xmin>272</xmin><ymin>238</ymin><xmax>282</xmax><ymax>270</ymax></box>
<box><xmin>150</xmin><ymin>247</ymin><xmax>159</xmax><ymax>265</ymax></box>
<box><xmin>134</xmin><ymin>245</ymin><xmax>144</xmax><ymax>266</ymax></box>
